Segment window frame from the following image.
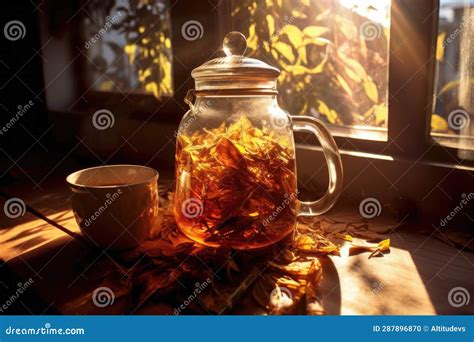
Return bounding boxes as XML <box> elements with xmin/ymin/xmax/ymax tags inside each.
<box><xmin>50</xmin><ymin>0</ymin><xmax>226</xmax><ymax>124</ymax></box>
<box><xmin>328</xmin><ymin>0</ymin><xmax>473</xmax><ymax>168</ymax></box>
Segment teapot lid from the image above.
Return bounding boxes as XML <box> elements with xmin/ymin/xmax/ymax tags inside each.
<box><xmin>191</xmin><ymin>32</ymin><xmax>280</xmax><ymax>91</ymax></box>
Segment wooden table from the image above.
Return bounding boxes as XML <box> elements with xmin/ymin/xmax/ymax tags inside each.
<box><xmin>1</xmin><ymin>180</ymin><xmax>473</xmax><ymax>315</ymax></box>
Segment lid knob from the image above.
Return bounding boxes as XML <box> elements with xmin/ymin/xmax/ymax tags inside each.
<box><xmin>223</xmin><ymin>31</ymin><xmax>247</xmax><ymax>57</ymax></box>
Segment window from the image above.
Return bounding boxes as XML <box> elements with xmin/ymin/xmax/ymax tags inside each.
<box><xmin>40</xmin><ymin>0</ymin><xmax>474</xmax><ymax>167</ymax></box>
<box><xmin>432</xmin><ymin>0</ymin><xmax>473</xmax><ymax>159</ymax></box>
<box><xmin>231</xmin><ymin>0</ymin><xmax>391</xmax><ymax>141</ymax></box>
<box><xmin>81</xmin><ymin>0</ymin><xmax>173</xmax><ymax>99</ymax></box>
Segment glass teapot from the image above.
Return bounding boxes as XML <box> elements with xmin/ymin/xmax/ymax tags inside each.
<box><xmin>174</xmin><ymin>32</ymin><xmax>343</xmax><ymax>249</ymax></box>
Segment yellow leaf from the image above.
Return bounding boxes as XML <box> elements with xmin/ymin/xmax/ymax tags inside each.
<box><xmin>284</xmin><ymin>24</ymin><xmax>303</xmax><ymax>48</ymax></box>
<box><xmin>436</xmin><ymin>32</ymin><xmax>446</xmax><ymax>62</ymax></box>
<box><xmin>124</xmin><ymin>44</ymin><xmax>137</xmax><ymax>65</ymax></box>
<box><xmin>328</xmin><ymin>109</ymin><xmax>338</xmax><ymax>123</ymax></box>
<box><xmin>99</xmin><ymin>80</ymin><xmax>114</xmax><ymax>91</ymax></box>
<box><xmin>273</xmin><ymin>42</ymin><xmax>295</xmax><ymax>63</ymax></box>
<box><xmin>317</xmin><ymin>100</ymin><xmax>330</xmax><ymax>117</ymax></box>
<box><xmin>362</xmin><ymin>105</ymin><xmax>375</xmax><ymax>118</ymax></box>
<box><xmin>363</xmin><ymin>78</ymin><xmax>379</xmax><ymax>103</ymax></box>
<box><xmin>138</xmin><ymin>68</ymin><xmax>152</xmax><ymax>83</ymax></box>
<box><xmin>266</xmin><ymin>14</ymin><xmax>275</xmax><ymax>36</ymax></box>
<box><xmin>340</xmin><ymin>55</ymin><xmax>368</xmax><ymax>80</ymax></box>
<box><xmin>336</xmin><ymin>234</ymin><xmax>353</xmax><ymax>242</ymax></box>
<box><xmin>159</xmin><ymin>54</ymin><xmax>173</xmax><ymax>95</ymax></box>
<box><xmin>431</xmin><ymin>114</ymin><xmax>449</xmax><ymax>132</ymax></box>
<box><xmin>375</xmin><ymin>104</ymin><xmax>388</xmax><ymax>126</ymax></box>
<box><xmin>378</xmin><ymin>239</ymin><xmax>390</xmax><ymax>252</ymax></box>
<box><xmin>302</xmin><ymin>26</ymin><xmax>328</xmax><ymax>38</ymax></box>
<box><xmin>271</xmin><ymin>49</ymin><xmax>279</xmax><ymax>60</ymax></box>
<box><xmin>337</xmin><ymin>16</ymin><xmax>357</xmax><ymax>40</ymax></box>
<box><xmin>336</xmin><ymin>74</ymin><xmax>353</xmax><ymax>97</ymax></box>
<box><xmin>247</xmin><ymin>23</ymin><xmax>258</xmax><ymax>51</ymax></box>
<box><xmin>297</xmin><ymin>46</ymin><xmax>307</xmax><ymax>65</ymax></box>
<box><xmin>315</xmin><ymin>9</ymin><xmax>330</xmax><ymax>21</ymax></box>
<box><xmin>437</xmin><ymin>78</ymin><xmax>474</xmax><ymax>96</ymax></box>
<box><xmin>316</xmin><ymin>100</ymin><xmax>337</xmax><ymax>123</ymax></box>
<box><xmin>295</xmin><ymin>236</ymin><xmax>314</xmax><ymax>250</ymax></box>
<box><xmin>291</xmin><ymin>9</ymin><xmax>306</xmax><ymax>18</ymax></box>
<box><xmin>344</xmin><ymin>65</ymin><xmax>361</xmax><ymax>82</ymax></box>
<box><xmin>145</xmin><ymin>82</ymin><xmax>159</xmax><ymax>98</ymax></box>
<box><xmin>286</xmin><ymin>50</ymin><xmax>328</xmax><ymax>75</ymax></box>
<box><xmin>303</xmin><ymin>37</ymin><xmax>330</xmax><ymax>46</ymax></box>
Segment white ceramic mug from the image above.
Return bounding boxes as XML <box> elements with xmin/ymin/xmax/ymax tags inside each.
<box><xmin>66</xmin><ymin>165</ymin><xmax>159</xmax><ymax>250</ymax></box>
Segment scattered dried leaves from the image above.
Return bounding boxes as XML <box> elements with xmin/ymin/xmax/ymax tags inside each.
<box><xmin>106</xmin><ymin>192</ymin><xmax>392</xmax><ymax>315</ymax></box>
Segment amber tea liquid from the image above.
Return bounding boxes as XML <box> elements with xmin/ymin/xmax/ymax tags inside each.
<box><xmin>174</xmin><ymin>117</ymin><xmax>298</xmax><ymax>249</ymax></box>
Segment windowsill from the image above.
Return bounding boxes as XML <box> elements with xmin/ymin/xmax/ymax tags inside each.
<box><xmin>296</xmin><ymin>143</ymin><xmax>474</xmax><ymax>171</ymax></box>
<box><xmin>431</xmin><ymin>132</ymin><xmax>474</xmax><ymax>151</ymax></box>
<box><xmin>327</xmin><ymin>124</ymin><xmax>388</xmax><ymax>142</ymax></box>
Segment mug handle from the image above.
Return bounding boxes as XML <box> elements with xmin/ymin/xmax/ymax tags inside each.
<box><xmin>291</xmin><ymin>115</ymin><xmax>344</xmax><ymax>216</ymax></box>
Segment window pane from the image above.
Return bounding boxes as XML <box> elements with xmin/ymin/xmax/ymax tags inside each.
<box><xmin>231</xmin><ymin>0</ymin><xmax>391</xmax><ymax>140</ymax></box>
<box><xmin>81</xmin><ymin>0</ymin><xmax>173</xmax><ymax>99</ymax></box>
<box><xmin>432</xmin><ymin>0</ymin><xmax>474</xmax><ymax>158</ymax></box>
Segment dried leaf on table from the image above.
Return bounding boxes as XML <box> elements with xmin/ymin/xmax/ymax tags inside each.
<box><xmin>348</xmin><ymin>238</ymin><xmax>390</xmax><ymax>259</ymax></box>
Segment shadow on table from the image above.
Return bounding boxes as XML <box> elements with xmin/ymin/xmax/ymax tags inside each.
<box><xmin>319</xmin><ymin>256</ymin><xmax>341</xmax><ymax>315</ymax></box>
<box><xmin>390</xmin><ymin>230</ymin><xmax>474</xmax><ymax>315</ymax></box>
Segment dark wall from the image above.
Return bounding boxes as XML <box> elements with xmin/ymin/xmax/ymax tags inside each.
<box><xmin>0</xmin><ymin>0</ymin><xmax>47</xmax><ymax>157</ymax></box>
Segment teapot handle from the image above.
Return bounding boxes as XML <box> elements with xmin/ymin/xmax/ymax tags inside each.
<box><xmin>291</xmin><ymin>115</ymin><xmax>343</xmax><ymax>216</ymax></box>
